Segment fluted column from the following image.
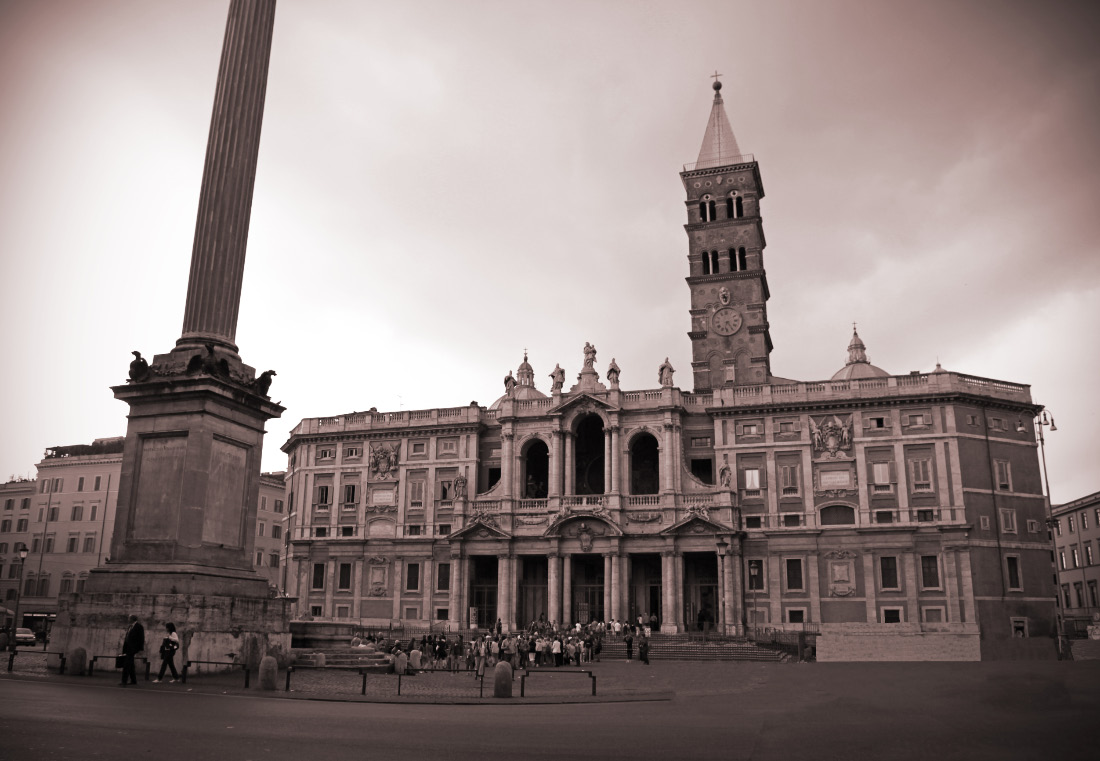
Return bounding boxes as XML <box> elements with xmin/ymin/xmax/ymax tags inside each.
<box><xmin>502</xmin><ymin>432</ymin><xmax>515</xmax><ymax>499</ymax></box>
<box><xmin>548</xmin><ymin>553</ymin><xmax>561</xmax><ymax>626</ymax></box>
<box><xmin>550</xmin><ymin>430</ymin><xmax>562</xmax><ymax>497</ymax></box>
<box><xmin>610</xmin><ymin>426</ymin><xmax>620</xmax><ymax>494</ymax></box>
<box><xmin>603</xmin><ymin>430</ymin><xmax>612</xmax><ymax>494</ymax></box>
<box><xmin>448</xmin><ymin>553</ymin><xmax>462</xmax><ymax>628</ymax></box>
<box><xmin>177</xmin><ymin>0</ymin><xmax>277</xmax><ymax>354</ymax></box>
<box><xmin>565</xmin><ymin>434</ymin><xmax>574</xmax><ymax>494</ymax></box>
<box><xmin>610</xmin><ymin>553</ymin><xmax>621</xmax><ymax>621</ymax></box>
<box><xmin>392</xmin><ymin>558</ymin><xmax>403</xmax><ymax>620</ymax></box>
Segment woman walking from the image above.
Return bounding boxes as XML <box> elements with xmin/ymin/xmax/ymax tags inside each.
<box><xmin>152</xmin><ymin>623</ymin><xmax>180</xmax><ymax>683</ymax></box>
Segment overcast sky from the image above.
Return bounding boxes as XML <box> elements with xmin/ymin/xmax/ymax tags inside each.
<box><xmin>1</xmin><ymin>0</ymin><xmax>1097</xmax><ymax>503</ymax></box>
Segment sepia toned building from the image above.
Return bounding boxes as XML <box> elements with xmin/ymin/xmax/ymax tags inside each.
<box><xmin>280</xmin><ymin>83</ymin><xmax>1056</xmax><ymax>660</ymax></box>
<box><xmin>1051</xmin><ymin>490</ymin><xmax>1100</xmax><ymax>629</ymax></box>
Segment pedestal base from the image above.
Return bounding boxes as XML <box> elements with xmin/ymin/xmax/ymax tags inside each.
<box><xmin>51</xmin><ymin>590</ymin><xmax>293</xmax><ymax>669</ymax></box>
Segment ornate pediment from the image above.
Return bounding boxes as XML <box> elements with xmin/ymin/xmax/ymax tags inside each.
<box><xmin>544</xmin><ymin>514</ymin><xmax>623</xmax><ymax>543</ymax></box>
<box><xmin>449</xmin><ymin>515</ymin><xmax>511</xmax><ymax>540</ymax></box>
<box><xmin>659</xmin><ymin>513</ymin><xmax>730</xmax><ymax>536</ymax></box>
<box><xmin>549</xmin><ymin>393</ymin><xmax>619</xmax><ymax>416</ymax></box>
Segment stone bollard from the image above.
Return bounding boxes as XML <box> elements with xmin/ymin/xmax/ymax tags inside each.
<box><xmin>258</xmin><ymin>655</ymin><xmax>278</xmax><ymax>690</ymax></box>
<box><xmin>68</xmin><ymin>647</ymin><xmax>88</xmax><ymax>676</ymax></box>
<box><xmin>314</xmin><ymin>652</ymin><xmax>326</xmax><ymax>668</ymax></box>
<box><xmin>493</xmin><ymin>661</ymin><xmax>513</xmax><ymax>698</ymax></box>
<box><xmin>409</xmin><ymin>649</ymin><xmax>422</xmax><ymax>670</ymax></box>
<box><xmin>395</xmin><ymin>652</ymin><xmax>408</xmax><ymax>675</ymax></box>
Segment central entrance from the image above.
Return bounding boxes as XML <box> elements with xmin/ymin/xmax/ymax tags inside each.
<box><xmin>629</xmin><ymin>553</ymin><xmax>662</xmax><ymax>629</ymax></box>
<box><xmin>574</xmin><ymin>415</ymin><xmax>605</xmax><ymax>495</ymax></box>
<box><xmin>683</xmin><ymin>552</ymin><xmax>718</xmax><ymax>631</ymax></box>
<box><xmin>517</xmin><ymin>556</ymin><xmax>548</xmax><ymax>628</ymax></box>
<box><xmin>570</xmin><ymin>554</ymin><xmax>604</xmax><ymax>624</ymax></box>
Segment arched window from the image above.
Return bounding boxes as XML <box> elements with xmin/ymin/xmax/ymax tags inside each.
<box><xmin>709</xmin><ymin>251</ymin><xmax>719</xmax><ymax>273</ymax></box>
<box><xmin>37</xmin><ymin>576</ymin><xmax>50</xmax><ymax>597</ymax></box>
<box><xmin>701</xmin><ymin>253</ymin><xmax>711</xmax><ymax>275</ymax></box>
<box><xmin>726</xmin><ymin>197</ymin><xmax>734</xmax><ymax>218</ymax></box>
<box><xmin>574</xmin><ymin>415</ymin><xmax>605</xmax><ymax>495</ymax></box>
<box><xmin>522</xmin><ymin>439</ymin><xmax>549</xmax><ymax>499</ymax></box>
<box><xmin>76</xmin><ymin>574</ymin><xmax>88</xmax><ymax>593</ymax></box>
<box><xmin>630</xmin><ymin>433</ymin><xmax>660</xmax><ymax>495</ymax></box>
<box><xmin>709</xmin><ymin>200</ymin><xmax>717</xmax><ymax>221</ymax></box>
<box><xmin>735</xmin><ymin>195</ymin><xmax>744</xmax><ymax>218</ymax></box>
<box><xmin>23</xmin><ymin>576</ymin><xmax>35</xmax><ymax>596</ymax></box>
<box><xmin>699</xmin><ymin>196</ymin><xmax>716</xmax><ymax>223</ymax></box>
<box><xmin>59</xmin><ymin>574</ymin><xmax>73</xmax><ymax>595</ymax></box>
<box><xmin>698</xmin><ymin>201</ymin><xmax>707</xmax><ymax>221</ymax></box>
<box><xmin>737</xmin><ymin>247</ymin><xmax>747</xmax><ymax>271</ymax></box>
<box><xmin>820</xmin><ymin>505</ymin><xmax>856</xmax><ymax>525</ymax></box>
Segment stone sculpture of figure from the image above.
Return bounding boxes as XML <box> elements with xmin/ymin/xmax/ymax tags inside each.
<box><xmin>658</xmin><ymin>357</ymin><xmax>675</xmax><ymax>387</ymax></box>
<box><xmin>128</xmin><ymin>351</ymin><xmax>150</xmax><ymax>382</ymax></box>
<box><xmin>253</xmin><ymin>369</ymin><xmax>276</xmax><ymax>397</ymax></box>
<box><xmin>549</xmin><ymin>364</ymin><xmax>565</xmax><ymax>392</ymax></box>
<box><xmin>606</xmin><ymin>358</ymin><xmax>621</xmax><ymax>385</ymax></box>
<box><xmin>187</xmin><ymin>343</ymin><xmax>229</xmax><ymax>378</ymax></box>
<box><xmin>504</xmin><ymin>371</ymin><xmax>516</xmax><ymax>394</ymax></box>
<box><xmin>719</xmin><ymin>462</ymin><xmax>733</xmax><ymax>489</ymax></box>
<box><xmin>839</xmin><ymin>418</ymin><xmax>852</xmax><ymax>449</ymax></box>
<box><xmin>453</xmin><ymin>475</ymin><xmax>467</xmax><ymax>499</ymax></box>
<box><xmin>583</xmin><ymin>342</ymin><xmax>597</xmax><ymax>369</ymax></box>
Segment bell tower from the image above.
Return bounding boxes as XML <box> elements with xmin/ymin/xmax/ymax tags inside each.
<box><xmin>682</xmin><ymin>79</ymin><xmax>772</xmax><ymax>390</ymax></box>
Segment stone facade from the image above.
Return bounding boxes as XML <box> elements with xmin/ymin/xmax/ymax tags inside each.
<box><xmin>1052</xmin><ymin>490</ymin><xmax>1100</xmax><ymax>630</ymax></box>
<box><xmin>279</xmin><ymin>84</ymin><xmax>1055</xmax><ymax>660</ymax></box>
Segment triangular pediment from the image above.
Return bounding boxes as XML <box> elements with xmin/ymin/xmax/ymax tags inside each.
<box><xmin>659</xmin><ymin>512</ymin><xmax>731</xmax><ymax>536</ymax></box>
<box><xmin>449</xmin><ymin>515</ymin><xmax>511</xmax><ymax>540</ymax></box>
<box><xmin>549</xmin><ymin>393</ymin><xmax>619</xmax><ymax>415</ymax></box>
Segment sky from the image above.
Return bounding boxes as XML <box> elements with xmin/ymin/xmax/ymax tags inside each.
<box><xmin>0</xmin><ymin>0</ymin><xmax>1097</xmax><ymax>504</ymax></box>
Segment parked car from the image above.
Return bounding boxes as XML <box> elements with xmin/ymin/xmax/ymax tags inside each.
<box><xmin>15</xmin><ymin>628</ymin><xmax>36</xmax><ymax>646</ymax></box>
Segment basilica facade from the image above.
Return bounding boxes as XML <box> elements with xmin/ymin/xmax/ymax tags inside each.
<box><xmin>281</xmin><ymin>83</ymin><xmax>1054</xmax><ymax>659</ymax></box>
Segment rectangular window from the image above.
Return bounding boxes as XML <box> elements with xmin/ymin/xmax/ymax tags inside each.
<box><xmin>909</xmin><ymin>458</ymin><xmax>933</xmax><ymax>492</ymax></box>
<box><xmin>338</xmin><ymin>563</ymin><xmax>352</xmax><ymax>590</ymax></box>
<box><xmin>272</xmin><ymin>525</ymin><xmax>282</xmax><ymax>539</ymax></box>
<box><xmin>1059</xmin><ymin>551</ymin><xmax>1066</xmax><ymax>570</ymax></box>
<box><xmin>344</xmin><ymin>446</ymin><xmax>361</xmax><ymax>459</ymax></box>
<box><xmin>922</xmin><ymin>607</ymin><xmax>944</xmax><ymax>623</ymax></box>
<box><xmin>260</xmin><ymin>496</ymin><xmax>267</xmax><ymax>512</ymax></box>
<box><xmin>871</xmin><ymin>462</ymin><xmax>894</xmax><ymax>494</ymax></box>
<box><xmin>1072</xmin><ymin>547</ymin><xmax>1080</xmax><ymax>568</ymax></box>
<box><xmin>779</xmin><ymin>421</ymin><xmax>797</xmax><ymax>434</ymax></box>
<box><xmin>744</xmin><ymin>515</ymin><xmax>762</xmax><ymax>529</ymax></box>
<box><xmin>256</xmin><ymin>551</ymin><xmax>264</xmax><ymax>566</ymax></box>
<box><xmin>274</xmin><ymin>499</ymin><xmax>284</xmax><ymax>513</ymax></box>
<box><xmin>903</xmin><ymin>413</ymin><xmax>930</xmax><ymax>427</ymax></box>
<box><xmin>780</xmin><ymin>465</ymin><xmax>800</xmax><ymax>496</ymax></box>
<box><xmin>77</xmin><ymin>477</ymin><xmax>84</xmax><ymax>492</ymax></box>
<box><xmin>999</xmin><ymin>509</ymin><xmax>1017</xmax><ymax>534</ymax></box>
<box><xmin>690</xmin><ymin>436</ymin><xmax>712</xmax><ymax>447</ymax></box>
<box><xmin>406</xmin><ymin>563</ymin><xmax>420</xmax><ymax>591</ymax></box>
<box><xmin>744</xmin><ymin>469</ymin><xmax>761</xmax><ymax>490</ymax></box>
<box><xmin>881</xmin><ymin>608</ymin><xmax>903</xmax><ymax>623</ymax></box>
<box><xmin>438</xmin><ymin>480</ymin><xmax>454</xmax><ymax>502</ymax></box>
<box><xmin>966</xmin><ymin>414</ymin><xmax>978</xmax><ymax>426</ymax></box>
<box><xmin>54</xmin><ymin>478</ymin><xmax>63</xmax><ymax>492</ymax></box>
<box><xmin>315</xmin><ymin>484</ymin><xmax>332</xmax><ymax>509</ymax></box>
<box><xmin>82</xmin><ymin>536</ymin><xmax>95</xmax><ymax>552</ymax></box>
<box><xmin>1062</xmin><ymin>584</ymin><xmax>1071</xmax><ymax>608</ymax></box>
<box><xmin>1006</xmin><ymin>556</ymin><xmax>1022</xmax><ymax>590</ymax></box>
<box><xmin>17</xmin><ymin>518</ymin><xmax>28</xmax><ymax>532</ymax></box>
<box><xmin>258</xmin><ymin>522</ymin><xmax>266</xmax><ymax>537</ymax></box>
<box><xmin>786</xmin><ymin>609</ymin><xmax>805</xmax><ymax>624</ymax></box>
<box><xmin>438</xmin><ymin>439</ymin><xmax>458</xmax><ymax>455</ymax></box>
<box><xmin>1089</xmin><ymin>581</ymin><xmax>1098</xmax><ymax>608</ymax></box>
<box><xmin>314</xmin><ymin>527</ymin><xmax>328</xmax><ymax>538</ymax></box>
<box><xmin>1</xmin><ymin>520</ymin><xmax>9</xmax><ymax>532</ymax></box>
<box><xmin>270</xmin><ymin>553</ymin><xmax>280</xmax><ymax>568</ymax></box>
<box><xmin>90</xmin><ymin>504</ymin><xmax>97</xmax><ymax>521</ymax></box>
<box><xmin>48</xmin><ymin>506</ymin><xmax>59</xmax><ymax>521</ymax></box>
<box><xmin>1027</xmin><ymin>519</ymin><xmax>1040</xmax><ymax>533</ymax></box>
<box><xmin>1082</xmin><ymin>512</ymin><xmax>1089</xmax><ymax>530</ymax></box>
<box><xmin>741</xmin><ymin>424</ymin><xmax>760</xmax><ymax>436</ymax></box>
<box><xmin>411</xmin><ymin>441</ymin><xmax>427</xmax><ymax>455</ymax></box>
<box><xmin>66</xmin><ymin>536</ymin><xmax>78</xmax><ymax>553</ymax></box>
<box><xmin>311</xmin><ymin>563</ymin><xmax>326</xmax><ymax>590</ymax></box>
<box><xmin>405</xmin><ymin>525</ymin><xmax>423</xmax><ymax>536</ymax></box>
<box><xmin>785</xmin><ymin>558</ymin><xmax>804</xmax><ymax>591</ymax></box>
<box><xmin>747</xmin><ymin>559</ymin><xmax>764</xmax><ymax>590</ymax></box>
<box><xmin>310</xmin><ymin>605</ymin><xmax>323</xmax><ymax>617</ymax></box>
<box><xmin>436</xmin><ymin>562</ymin><xmax>451</xmax><ymax>592</ymax></box>
<box><xmin>408</xmin><ymin>481</ymin><xmax>425</xmax><ymax>509</ymax></box>
<box><xmin>343</xmin><ymin>483</ymin><xmax>358</xmax><ymax>508</ymax></box>
<box><xmin>3</xmin><ymin>499</ymin><xmax>10</xmax><ymax>511</ymax></box>
<box><xmin>1068</xmin><ymin>515</ymin><xmax>1075</xmax><ymax>532</ymax></box>
<box><xmin>316</xmin><ymin>448</ymin><xmax>335</xmax><ymax>461</ymax></box>
<box><xmin>44</xmin><ymin>535</ymin><xmax>54</xmax><ymax>553</ymax></box>
<box><xmin>94</xmin><ymin>476</ymin><xmax>101</xmax><ymax>491</ymax></box>
<box><xmin>1086</xmin><ymin>543</ymin><xmax>1094</xmax><ymax>566</ymax></box>
<box><xmin>920</xmin><ymin>555</ymin><xmax>941</xmax><ymax>589</ymax></box>
<box><xmin>437</xmin><ymin>524</ymin><xmax>451</xmax><ymax>536</ymax></box>
<box><xmin>880</xmin><ymin>556</ymin><xmax>899</xmax><ymax>590</ymax></box>
<box><xmin>875</xmin><ymin>510</ymin><xmax>895</xmax><ymax>524</ymax></box>
<box><xmin>865</xmin><ymin>416</ymin><xmax>887</xmax><ymax>429</ymax></box>
<box><xmin>40</xmin><ymin>480</ymin><xmax>48</xmax><ymax>494</ymax></box>
<box><xmin>71</xmin><ymin>505</ymin><xmax>83</xmax><ymax>521</ymax></box>
<box><xmin>994</xmin><ymin>460</ymin><xmax>1012</xmax><ymax>491</ymax></box>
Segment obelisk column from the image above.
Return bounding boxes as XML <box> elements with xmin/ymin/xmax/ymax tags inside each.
<box><xmin>177</xmin><ymin>0</ymin><xmax>277</xmax><ymax>356</ymax></box>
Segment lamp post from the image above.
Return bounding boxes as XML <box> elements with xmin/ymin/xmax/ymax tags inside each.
<box><xmin>9</xmin><ymin>544</ymin><xmax>29</xmax><ymax>653</ymax></box>
<box><xmin>748</xmin><ymin>561</ymin><xmax>759</xmax><ymax>640</ymax></box>
<box><xmin>1031</xmin><ymin>410</ymin><xmax>1063</xmax><ymax>643</ymax></box>
<box><xmin>715</xmin><ymin>537</ymin><xmax>728</xmax><ymax>637</ymax></box>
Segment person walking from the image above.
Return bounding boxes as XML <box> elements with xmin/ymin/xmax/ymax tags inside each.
<box><xmin>638</xmin><ymin>633</ymin><xmax>650</xmax><ymax>665</ymax></box>
<box><xmin>624</xmin><ymin>630</ymin><xmax>634</xmax><ymax>660</ymax></box>
<box><xmin>119</xmin><ymin>614</ymin><xmax>145</xmax><ymax>686</ymax></box>
<box><xmin>152</xmin><ymin>622</ymin><xmax>180</xmax><ymax>683</ymax></box>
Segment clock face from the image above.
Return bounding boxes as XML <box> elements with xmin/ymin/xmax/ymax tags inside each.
<box><xmin>712</xmin><ymin>307</ymin><xmax>742</xmax><ymax>336</ymax></box>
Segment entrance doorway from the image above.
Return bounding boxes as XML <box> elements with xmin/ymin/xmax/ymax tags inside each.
<box><xmin>574</xmin><ymin>415</ymin><xmax>605</xmax><ymax>495</ymax></box>
<box><xmin>570</xmin><ymin>554</ymin><xmax>604</xmax><ymax>624</ymax></box>
<box><xmin>683</xmin><ymin>552</ymin><xmax>718</xmax><ymax>631</ymax></box>
<box><xmin>629</xmin><ymin>553</ymin><xmax>662</xmax><ymax>629</ymax></box>
<box><xmin>469</xmin><ymin>556</ymin><xmax>498</xmax><ymax>629</ymax></box>
<box><xmin>517</xmin><ymin>556</ymin><xmax>548</xmax><ymax>627</ymax></box>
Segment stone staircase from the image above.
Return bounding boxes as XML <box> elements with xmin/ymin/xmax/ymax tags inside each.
<box><xmin>293</xmin><ymin>646</ymin><xmax>393</xmax><ymax>672</ymax></box>
<box><xmin>597</xmin><ymin>635</ymin><xmax>789</xmax><ymax>662</ymax></box>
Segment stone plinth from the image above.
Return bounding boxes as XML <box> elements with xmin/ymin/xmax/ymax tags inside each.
<box><xmin>51</xmin><ymin>591</ymin><xmax>293</xmax><ymax>669</ymax></box>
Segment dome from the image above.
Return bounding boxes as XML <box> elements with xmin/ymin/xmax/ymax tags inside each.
<box><xmin>491</xmin><ymin>351</ymin><xmax>548</xmax><ymax>409</ymax></box>
<box><xmin>830</xmin><ymin>327</ymin><xmax>889</xmax><ymax>381</ymax></box>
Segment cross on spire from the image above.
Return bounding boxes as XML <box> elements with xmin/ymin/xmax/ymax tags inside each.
<box><xmin>711</xmin><ymin>70</ymin><xmax>722</xmax><ymax>83</ymax></box>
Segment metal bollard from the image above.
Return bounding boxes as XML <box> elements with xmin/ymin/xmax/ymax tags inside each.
<box><xmin>520</xmin><ymin>675</ymin><xmax>526</xmax><ymax>697</ymax></box>
<box><xmin>361</xmin><ymin>671</ymin><xmax>367</xmax><ymax>695</ymax></box>
<box><xmin>7</xmin><ymin>650</ymin><xmax>15</xmax><ymax>672</ymax></box>
<box><xmin>285</xmin><ymin>666</ymin><xmax>293</xmax><ymax>691</ymax></box>
<box><xmin>591</xmin><ymin>673</ymin><xmax>597</xmax><ymax>696</ymax></box>
<box><xmin>397</xmin><ymin>673</ymin><xmax>402</xmax><ymax>696</ymax></box>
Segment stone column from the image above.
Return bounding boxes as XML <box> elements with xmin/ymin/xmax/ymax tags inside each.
<box><xmin>672</xmin><ymin>552</ymin><xmax>684</xmax><ymax>630</ymax></box>
<box><xmin>497</xmin><ymin>555</ymin><xmax>510</xmax><ymax>631</ymax></box>
<box><xmin>716</xmin><ymin>551</ymin><xmax>725</xmax><ymax>628</ymax></box>
<box><xmin>727</xmin><ymin>548</ymin><xmax>742</xmax><ymax>634</ymax></box>
<box><xmin>392</xmin><ymin>558</ymin><xmax>404</xmax><ymax>621</ymax></box>
<box><xmin>352</xmin><ymin>558</ymin><xmax>363</xmax><ymax>619</ymax></box>
<box><xmin>610</xmin><ymin>553</ymin><xmax>621</xmax><ymax>621</ymax></box>
<box><xmin>562</xmin><ymin>554</ymin><xmax>573</xmax><ymax>626</ymax></box>
<box><xmin>661</xmin><ymin>425</ymin><xmax>674</xmax><ymax>493</ymax></box>
<box><xmin>957</xmin><ymin>550</ymin><xmax>975</xmax><ymax>622</ymax></box>
<box><xmin>565</xmin><ymin>434</ymin><xmax>574</xmax><ymax>495</ymax></box>
<box><xmin>177</xmin><ymin>0</ymin><xmax>277</xmax><ymax>355</ymax></box>
<box><xmin>944</xmin><ymin>550</ymin><xmax>961</xmax><ymax>622</ymax></box>
<box><xmin>863</xmin><ymin>553</ymin><xmax>878</xmax><ymax>623</ymax></box>
<box><xmin>768</xmin><ymin>556</ymin><xmax>783</xmax><ymax>625</ymax></box>
<box><xmin>610</xmin><ymin>426</ymin><xmax>620</xmax><ymax>494</ymax></box>
<box><xmin>603</xmin><ymin>554</ymin><xmax>613</xmax><ymax>621</ymax></box>
<box><xmin>449</xmin><ymin>553</ymin><xmax>462</xmax><ymax>629</ymax></box>
<box><xmin>550</xmin><ymin>430</ymin><xmax>562</xmax><ymax>498</ymax></box>
<box><xmin>422</xmin><ymin>558</ymin><xmax>433</xmax><ymax>622</ymax></box>
<box><xmin>323</xmin><ymin>558</ymin><xmax>335</xmax><ymax>617</ymax></box>
<box><xmin>903</xmin><ymin>553</ymin><xmax>919</xmax><ymax>623</ymax></box>
<box><xmin>508</xmin><ymin>555</ymin><xmax>519</xmax><ymax>630</ymax></box>
<box><xmin>548</xmin><ymin>553</ymin><xmax>561</xmax><ymax>626</ymax></box>
<box><xmin>603</xmin><ymin>430</ymin><xmax>612</xmax><ymax>494</ymax></box>
<box><xmin>619</xmin><ymin>554</ymin><xmax>631</xmax><ymax>624</ymax></box>
<box><xmin>661</xmin><ymin>552</ymin><xmax>674</xmax><ymax>630</ymax></box>
<box><xmin>807</xmin><ymin>553</ymin><xmax>821</xmax><ymax>623</ymax></box>
<box><xmin>502</xmin><ymin>432</ymin><xmax>515</xmax><ymax>500</ymax></box>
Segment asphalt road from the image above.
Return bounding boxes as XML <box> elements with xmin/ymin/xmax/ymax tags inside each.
<box><xmin>1</xmin><ymin>662</ymin><xmax>1096</xmax><ymax>761</ymax></box>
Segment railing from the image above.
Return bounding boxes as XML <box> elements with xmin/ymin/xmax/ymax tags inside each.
<box><xmin>625</xmin><ymin>496</ymin><xmax>660</xmax><ymax>507</ymax></box>
<box><xmin>472</xmin><ymin>500</ymin><xmax>502</xmax><ymax>512</ymax></box>
<box><xmin>682</xmin><ymin>153</ymin><xmax>755</xmax><ymax>171</ymax></box>
<box><xmin>516</xmin><ymin>499</ymin><xmax>548</xmax><ymax>511</ymax></box>
<box><xmin>682</xmin><ymin>495</ymin><xmax>714</xmax><ymax>506</ymax></box>
<box><xmin>562</xmin><ymin>496</ymin><xmax>606</xmax><ymax>508</ymax></box>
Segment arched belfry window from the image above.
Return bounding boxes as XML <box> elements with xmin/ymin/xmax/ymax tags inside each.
<box><xmin>735</xmin><ymin>195</ymin><xmax>744</xmax><ymax>218</ymax></box>
<box><xmin>702</xmin><ymin>252</ymin><xmax>711</xmax><ymax>276</ymax></box>
<box><xmin>699</xmin><ymin>195</ymin><xmax>716</xmax><ymax>223</ymax></box>
<box><xmin>726</xmin><ymin>197</ymin><xmax>734</xmax><ymax>218</ymax></box>
<box><xmin>737</xmin><ymin>247</ymin><xmax>747</xmax><ymax>271</ymax></box>
<box><xmin>701</xmin><ymin>250</ymin><xmax>719</xmax><ymax>275</ymax></box>
<box><xmin>709</xmin><ymin>199</ymin><xmax>717</xmax><ymax>221</ymax></box>
<box><xmin>630</xmin><ymin>433</ymin><xmax>660</xmax><ymax>495</ymax></box>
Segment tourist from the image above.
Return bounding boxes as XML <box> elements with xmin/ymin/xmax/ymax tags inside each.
<box><xmin>152</xmin><ymin>622</ymin><xmax>180</xmax><ymax>683</ymax></box>
<box><xmin>638</xmin><ymin>633</ymin><xmax>650</xmax><ymax>665</ymax></box>
<box><xmin>119</xmin><ymin>614</ymin><xmax>144</xmax><ymax>687</ymax></box>
<box><xmin>624</xmin><ymin>630</ymin><xmax>634</xmax><ymax>660</ymax></box>
<box><xmin>552</xmin><ymin>636</ymin><xmax>562</xmax><ymax>667</ymax></box>
<box><xmin>450</xmin><ymin>636</ymin><xmax>464</xmax><ymax>672</ymax></box>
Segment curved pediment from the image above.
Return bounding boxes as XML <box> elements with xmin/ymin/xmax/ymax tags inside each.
<box><xmin>544</xmin><ymin>512</ymin><xmax>623</xmax><ymax>540</ymax></box>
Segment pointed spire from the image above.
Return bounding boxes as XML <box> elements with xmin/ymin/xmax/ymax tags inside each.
<box><xmin>695</xmin><ymin>78</ymin><xmax>743</xmax><ymax>169</ymax></box>
<box><xmin>846</xmin><ymin>324</ymin><xmax>869</xmax><ymax>366</ymax></box>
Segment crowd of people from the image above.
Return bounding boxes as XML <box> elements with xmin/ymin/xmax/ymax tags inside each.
<box><xmin>369</xmin><ymin>614</ymin><xmax>654</xmax><ymax>675</ymax></box>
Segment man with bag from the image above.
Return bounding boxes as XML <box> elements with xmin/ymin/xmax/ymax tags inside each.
<box><xmin>119</xmin><ymin>614</ymin><xmax>145</xmax><ymax>686</ymax></box>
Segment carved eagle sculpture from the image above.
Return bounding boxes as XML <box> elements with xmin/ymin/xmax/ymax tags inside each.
<box><xmin>128</xmin><ymin>350</ymin><xmax>150</xmax><ymax>382</ymax></box>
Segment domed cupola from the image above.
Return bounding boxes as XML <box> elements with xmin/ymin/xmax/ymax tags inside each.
<box><xmin>830</xmin><ymin>325</ymin><xmax>890</xmax><ymax>381</ymax></box>
<box><xmin>491</xmin><ymin>351</ymin><xmax>549</xmax><ymax>409</ymax></box>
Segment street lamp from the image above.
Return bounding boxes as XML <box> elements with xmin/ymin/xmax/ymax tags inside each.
<box><xmin>9</xmin><ymin>544</ymin><xmax>28</xmax><ymax>653</ymax></box>
<box><xmin>715</xmin><ymin>537</ymin><xmax>728</xmax><ymax>636</ymax></box>
<box><xmin>1031</xmin><ymin>411</ymin><xmax>1063</xmax><ymax>642</ymax></box>
<box><xmin>748</xmin><ymin>561</ymin><xmax>759</xmax><ymax>640</ymax></box>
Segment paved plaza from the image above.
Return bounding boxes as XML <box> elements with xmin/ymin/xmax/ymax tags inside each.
<box><xmin>1</xmin><ymin>655</ymin><xmax>1096</xmax><ymax>760</ymax></box>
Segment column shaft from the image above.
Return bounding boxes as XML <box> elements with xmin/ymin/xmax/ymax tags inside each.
<box><xmin>548</xmin><ymin>554</ymin><xmax>561</xmax><ymax>626</ymax></box>
<box><xmin>392</xmin><ymin>558</ymin><xmax>404</xmax><ymax>620</ymax></box>
<box><xmin>562</xmin><ymin>554</ymin><xmax>573</xmax><ymax>626</ymax></box>
<box><xmin>603</xmin><ymin>554</ymin><xmax>613</xmax><ymax>621</ymax></box>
